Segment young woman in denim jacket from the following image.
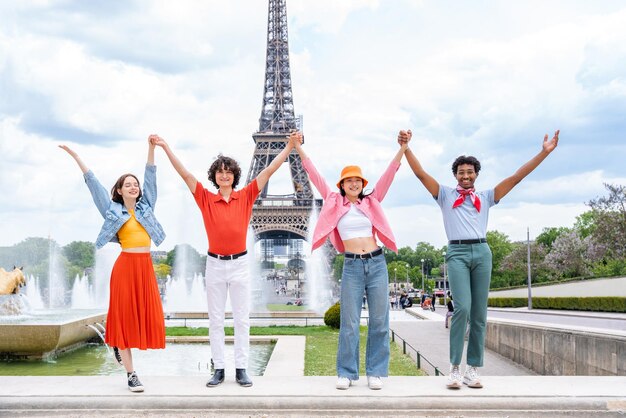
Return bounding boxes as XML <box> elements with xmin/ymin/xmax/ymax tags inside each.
<box><xmin>290</xmin><ymin>131</ymin><xmax>407</xmax><ymax>390</ymax></box>
<box><xmin>59</xmin><ymin>136</ymin><xmax>166</xmax><ymax>393</ymax></box>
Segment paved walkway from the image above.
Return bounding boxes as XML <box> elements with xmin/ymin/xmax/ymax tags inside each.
<box><xmin>390</xmin><ymin>308</ymin><xmax>535</xmax><ymax>376</ymax></box>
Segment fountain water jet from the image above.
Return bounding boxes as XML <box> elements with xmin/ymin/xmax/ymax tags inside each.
<box><xmin>305</xmin><ymin>203</ymin><xmax>333</xmax><ymax>314</ymax></box>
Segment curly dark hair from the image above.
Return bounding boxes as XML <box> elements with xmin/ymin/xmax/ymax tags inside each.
<box><xmin>207</xmin><ymin>154</ymin><xmax>241</xmax><ymax>189</ymax></box>
<box><xmin>111</xmin><ymin>174</ymin><xmax>142</xmax><ymax>204</ymax></box>
<box><xmin>452</xmin><ymin>155</ymin><xmax>481</xmax><ymax>175</ymax></box>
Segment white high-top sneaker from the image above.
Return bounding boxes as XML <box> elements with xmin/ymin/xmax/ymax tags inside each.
<box><xmin>463</xmin><ymin>365</ymin><xmax>483</xmax><ymax>388</ymax></box>
<box><xmin>446</xmin><ymin>364</ymin><xmax>462</xmax><ymax>389</ymax></box>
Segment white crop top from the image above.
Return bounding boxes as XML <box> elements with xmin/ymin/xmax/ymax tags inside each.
<box><xmin>337</xmin><ymin>204</ymin><xmax>373</xmax><ymax>240</ymax></box>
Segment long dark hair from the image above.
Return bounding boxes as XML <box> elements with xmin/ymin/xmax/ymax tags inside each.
<box><xmin>111</xmin><ymin>173</ymin><xmax>142</xmax><ymax>203</ymax></box>
<box><xmin>338</xmin><ymin>180</ymin><xmax>373</xmax><ymax>200</ymax></box>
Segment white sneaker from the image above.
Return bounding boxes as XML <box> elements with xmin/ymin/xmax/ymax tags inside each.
<box><xmin>446</xmin><ymin>365</ymin><xmax>462</xmax><ymax>389</ymax></box>
<box><xmin>463</xmin><ymin>365</ymin><xmax>483</xmax><ymax>388</ymax></box>
<box><xmin>367</xmin><ymin>376</ymin><xmax>383</xmax><ymax>390</ymax></box>
<box><xmin>336</xmin><ymin>377</ymin><xmax>352</xmax><ymax>390</ymax></box>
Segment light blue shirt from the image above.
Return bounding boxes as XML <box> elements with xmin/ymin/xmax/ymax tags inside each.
<box><xmin>435</xmin><ymin>185</ymin><xmax>497</xmax><ymax>240</ymax></box>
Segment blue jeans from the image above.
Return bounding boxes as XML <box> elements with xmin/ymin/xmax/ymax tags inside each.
<box><xmin>337</xmin><ymin>252</ymin><xmax>390</xmax><ymax>380</ymax></box>
<box><xmin>447</xmin><ymin>243</ymin><xmax>492</xmax><ymax>367</ymax></box>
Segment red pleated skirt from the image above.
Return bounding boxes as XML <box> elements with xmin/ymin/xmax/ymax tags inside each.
<box><xmin>105</xmin><ymin>252</ymin><xmax>165</xmax><ymax>350</ymax></box>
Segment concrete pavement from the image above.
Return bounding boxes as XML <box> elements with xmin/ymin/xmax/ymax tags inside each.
<box><xmin>1</xmin><ymin>375</ymin><xmax>625</xmax><ymax>417</ymax></box>
<box><xmin>391</xmin><ymin>307</ymin><xmax>535</xmax><ymax>376</ymax></box>
<box><xmin>1</xmin><ymin>310</ymin><xmax>625</xmax><ymax>416</ymax></box>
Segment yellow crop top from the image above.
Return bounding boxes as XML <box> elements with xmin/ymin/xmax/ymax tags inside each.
<box><xmin>117</xmin><ymin>211</ymin><xmax>151</xmax><ymax>249</ymax></box>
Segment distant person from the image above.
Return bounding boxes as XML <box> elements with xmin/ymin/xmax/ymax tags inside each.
<box><xmin>291</xmin><ymin>131</ymin><xmax>407</xmax><ymax>390</ymax></box>
<box><xmin>399</xmin><ymin>128</ymin><xmax>559</xmax><ymax>390</ymax></box>
<box><xmin>431</xmin><ymin>293</ymin><xmax>436</xmax><ymax>311</ymax></box>
<box><xmin>59</xmin><ymin>137</ymin><xmax>166</xmax><ymax>393</ymax></box>
<box><xmin>152</xmin><ymin>134</ymin><xmax>293</xmax><ymax>388</ymax></box>
<box><xmin>445</xmin><ymin>293</ymin><xmax>454</xmax><ymax>329</ymax></box>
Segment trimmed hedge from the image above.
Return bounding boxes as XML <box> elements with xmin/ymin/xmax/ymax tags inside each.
<box><xmin>324</xmin><ymin>302</ymin><xmax>341</xmax><ymax>329</ymax></box>
<box><xmin>488</xmin><ymin>297</ymin><xmax>626</xmax><ymax>313</ymax></box>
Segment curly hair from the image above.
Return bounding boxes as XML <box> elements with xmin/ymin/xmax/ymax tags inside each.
<box><xmin>452</xmin><ymin>155</ymin><xmax>481</xmax><ymax>175</ymax></box>
<box><xmin>207</xmin><ymin>155</ymin><xmax>241</xmax><ymax>189</ymax></box>
<box><xmin>111</xmin><ymin>174</ymin><xmax>142</xmax><ymax>204</ymax></box>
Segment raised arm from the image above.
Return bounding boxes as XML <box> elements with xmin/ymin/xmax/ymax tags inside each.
<box><xmin>369</xmin><ymin>137</ymin><xmax>408</xmax><ymax>201</ymax></box>
<box><xmin>493</xmin><ymin>130</ymin><xmax>559</xmax><ymax>202</ymax></box>
<box><xmin>255</xmin><ymin>138</ymin><xmax>294</xmax><ymax>191</ymax></box>
<box><xmin>401</xmin><ymin>130</ymin><xmax>440</xmax><ymax>198</ymax></box>
<box><xmin>147</xmin><ymin>135</ymin><xmax>156</xmax><ymax>166</ymax></box>
<box><xmin>58</xmin><ymin>145</ymin><xmax>89</xmax><ymax>174</ymax></box>
<box><xmin>143</xmin><ymin>135</ymin><xmax>158</xmax><ymax>208</ymax></box>
<box><xmin>59</xmin><ymin>144</ymin><xmax>110</xmax><ymax>217</ymax></box>
<box><xmin>290</xmin><ymin>131</ymin><xmax>333</xmax><ymax>199</ymax></box>
<box><xmin>150</xmin><ymin>135</ymin><xmax>198</xmax><ymax>193</ymax></box>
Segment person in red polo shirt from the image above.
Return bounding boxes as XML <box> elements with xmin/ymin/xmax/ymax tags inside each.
<box><xmin>152</xmin><ymin>135</ymin><xmax>294</xmax><ymax>388</ymax></box>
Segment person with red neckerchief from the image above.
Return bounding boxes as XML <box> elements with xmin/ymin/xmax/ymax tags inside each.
<box><xmin>399</xmin><ymin>128</ymin><xmax>559</xmax><ymax>390</ymax></box>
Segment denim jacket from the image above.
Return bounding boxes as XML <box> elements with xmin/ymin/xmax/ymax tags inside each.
<box><xmin>83</xmin><ymin>164</ymin><xmax>166</xmax><ymax>249</ymax></box>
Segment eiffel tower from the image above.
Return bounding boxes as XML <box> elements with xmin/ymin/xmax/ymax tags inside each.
<box><xmin>246</xmin><ymin>0</ymin><xmax>322</xmax><ymax>267</ymax></box>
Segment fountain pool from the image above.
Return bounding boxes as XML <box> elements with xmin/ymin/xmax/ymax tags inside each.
<box><xmin>0</xmin><ymin>341</ymin><xmax>275</xmax><ymax>376</ymax></box>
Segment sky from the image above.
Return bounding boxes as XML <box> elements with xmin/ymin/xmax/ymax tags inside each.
<box><xmin>1</xmin><ymin>0</ymin><xmax>625</xmax><ymax>254</ymax></box>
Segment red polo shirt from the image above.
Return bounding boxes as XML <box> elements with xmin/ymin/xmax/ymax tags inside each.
<box><xmin>193</xmin><ymin>179</ymin><xmax>260</xmax><ymax>255</ymax></box>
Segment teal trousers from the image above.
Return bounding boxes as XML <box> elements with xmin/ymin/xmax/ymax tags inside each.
<box><xmin>446</xmin><ymin>243</ymin><xmax>492</xmax><ymax>366</ymax></box>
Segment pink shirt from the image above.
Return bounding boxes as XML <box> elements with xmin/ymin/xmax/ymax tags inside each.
<box><xmin>302</xmin><ymin>158</ymin><xmax>400</xmax><ymax>254</ymax></box>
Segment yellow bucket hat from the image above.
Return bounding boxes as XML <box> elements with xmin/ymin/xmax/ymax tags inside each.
<box><xmin>336</xmin><ymin>165</ymin><xmax>368</xmax><ymax>189</ymax></box>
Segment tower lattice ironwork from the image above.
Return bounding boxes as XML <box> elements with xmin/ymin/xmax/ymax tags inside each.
<box><xmin>246</xmin><ymin>0</ymin><xmax>322</xmax><ymax>265</ymax></box>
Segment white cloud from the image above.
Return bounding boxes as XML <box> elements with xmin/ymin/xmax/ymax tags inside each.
<box><xmin>1</xmin><ymin>1</ymin><xmax>625</xmax><ymax>253</ymax></box>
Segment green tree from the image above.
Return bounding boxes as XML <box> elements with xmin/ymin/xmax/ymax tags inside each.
<box><xmin>154</xmin><ymin>263</ymin><xmax>172</xmax><ymax>280</ymax></box>
<box><xmin>62</xmin><ymin>241</ymin><xmax>95</xmax><ymax>270</ymax></box>
<box><xmin>497</xmin><ymin>242</ymin><xmax>551</xmax><ymax>288</ymax></box>
<box><xmin>332</xmin><ymin>254</ymin><xmax>344</xmax><ymax>282</ymax></box>
<box><xmin>573</xmin><ymin>210</ymin><xmax>597</xmax><ymax>239</ymax></box>
<box><xmin>486</xmin><ymin>230</ymin><xmax>513</xmax><ymax>273</ymax></box>
<box><xmin>536</xmin><ymin>227</ymin><xmax>570</xmax><ymax>250</ymax></box>
<box><xmin>166</xmin><ymin>244</ymin><xmax>206</xmax><ymax>276</ymax></box>
<box><xmin>587</xmin><ymin>183</ymin><xmax>626</xmax><ymax>259</ymax></box>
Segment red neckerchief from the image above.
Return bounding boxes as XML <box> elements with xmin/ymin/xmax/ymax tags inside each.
<box><xmin>452</xmin><ymin>185</ymin><xmax>481</xmax><ymax>212</ymax></box>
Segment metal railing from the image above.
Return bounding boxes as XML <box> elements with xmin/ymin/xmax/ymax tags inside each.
<box><xmin>390</xmin><ymin>328</ymin><xmax>444</xmax><ymax>376</ymax></box>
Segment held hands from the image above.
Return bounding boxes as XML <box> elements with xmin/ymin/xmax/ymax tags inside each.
<box><xmin>149</xmin><ymin>134</ymin><xmax>168</xmax><ymax>149</ymax></box>
<box><xmin>289</xmin><ymin>131</ymin><xmax>303</xmax><ymax>148</ymax></box>
<box><xmin>397</xmin><ymin>130</ymin><xmax>412</xmax><ymax>150</ymax></box>
<box><xmin>542</xmin><ymin>130</ymin><xmax>559</xmax><ymax>154</ymax></box>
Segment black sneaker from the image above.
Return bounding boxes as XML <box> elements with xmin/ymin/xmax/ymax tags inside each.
<box><xmin>127</xmin><ymin>371</ymin><xmax>144</xmax><ymax>392</ymax></box>
<box><xmin>113</xmin><ymin>347</ymin><xmax>123</xmax><ymax>366</ymax></box>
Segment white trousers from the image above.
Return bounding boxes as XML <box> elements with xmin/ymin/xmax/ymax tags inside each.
<box><xmin>204</xmin><ymin>254</ymin><xmax>250</xmax><ymax>369</ymax></box>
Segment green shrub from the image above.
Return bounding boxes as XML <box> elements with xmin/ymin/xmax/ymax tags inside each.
<box><xmin>488</xmin><ymin>297</ymin><xmax>626</xmax><ymax>313</ymax></box>
<box><xmin>324</xmin><ymin>302</ymin><xmax>341</xmax><ymax>329</ymax></box>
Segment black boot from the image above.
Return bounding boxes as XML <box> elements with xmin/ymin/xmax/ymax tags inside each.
<box><xmin>206</xmin><ymin>369</ymin><xmax>225</xmax><ymax>387</ymax></box>
<box><xmin>235</xmin><ymin>368</ymin><xmax>253</xmax><ymax>387</ymax></box>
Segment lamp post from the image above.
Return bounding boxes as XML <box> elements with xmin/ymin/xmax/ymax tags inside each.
<box><xmin>394</xmin><ymin>267</ymin><xmax>397</xmax><ymax>310</ymax></box>
<box><xmin>405</xmin><ymin>263</ymin><xmax>410</xmax><ymax>289</ymax></box>
<box><xmin>442</xmin><ymin>252</ymin><xmax>448</xmax><ymax>306</ymax></box>
<box><xmin>420</xmin><ymin>258</ymin><xmax>425</xmax><ymax>296</ymax></box>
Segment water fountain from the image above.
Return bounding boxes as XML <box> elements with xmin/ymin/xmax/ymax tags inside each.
<box><xmin>0</xmin><ymin>243</ymin><xmax>107</xmax><ymax>360</ymax></box>
<box><xmin>305</xmin><ymin>203</ymin><xmax>334</xmax><ymax>314</ymax></box>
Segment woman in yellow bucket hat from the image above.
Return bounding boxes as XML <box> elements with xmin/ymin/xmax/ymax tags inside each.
<box><xmin>290</xmin><ymin>131</ymin><xmax>407</xmax><ymax>390</ymax></box>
